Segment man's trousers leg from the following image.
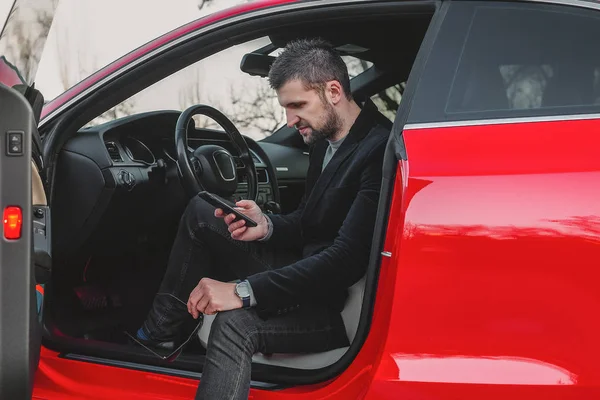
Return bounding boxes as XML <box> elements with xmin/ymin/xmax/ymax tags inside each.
<box><xmin>140</xmin><ymin>195</ymin><xmax>299</xmax><ymax>341</ymax></box>
<box><xmin>196</xmin><ymin>307</ymin><xmax>349</xmax><ymax>400</ymax></box>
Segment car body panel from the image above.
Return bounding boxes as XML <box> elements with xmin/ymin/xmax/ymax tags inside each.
<box><xmin>364</xmin><ymin>118</ymin><xmax>600</xmax><ymax>398</ymax></box>
<box><xmin>34</xmin><ymin>347</ymin><xmax>198</xmax><ymax>400</ymax></box>
<box><xmin>0</xmin><ymin>55</ymin><xmax>26</xmax><ymax>87</ymax></box>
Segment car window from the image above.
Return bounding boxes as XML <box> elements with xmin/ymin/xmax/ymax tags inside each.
<box><xmin>85</xmin><ymin>37</ymin><xmax>280</xmax><ymax>141</ymax></box>
<box><xmin>343</xmin><ymin>56</ymin><xmax>402</xmax><ymax>120</ymax></box>
<box><xmin>371</xmin><ymin>83</ymin><xmax>404</xmax><ymax>121</ymax></box>
<box><xmin>446</xmin><ymin>4</ymin><xmax>600</xmax><ymax>117</ymax></box>
<box><xmin>86</xmin><ymin>37</ymin><xmax>383</xmax><ymax>141</ymax></box>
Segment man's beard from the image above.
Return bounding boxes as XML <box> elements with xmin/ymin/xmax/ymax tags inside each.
<box><xmin>303</xmin><ymin>103</ymin><xmax>342</xmax><ymax>146</ymax></box>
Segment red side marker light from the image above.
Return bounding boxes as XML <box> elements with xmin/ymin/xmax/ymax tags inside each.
<box><xmin>4</xmin><ymin>206</ymin><xmax>22</xmax><ymax>239</ymax></box>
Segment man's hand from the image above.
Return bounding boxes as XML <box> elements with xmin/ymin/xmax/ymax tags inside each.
<box><xmin>215</xmin><ymin>200</ymin><xmax>269</xmax><ymax>241</ymax></box>
<box><xmin>187</xmin><ymin>278</ymin><xmax>242</xmax><ymax>318</ymax></box>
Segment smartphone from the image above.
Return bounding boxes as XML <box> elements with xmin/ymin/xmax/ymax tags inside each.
<box><xmin>198</xmin><ymin>191</ymin><xmax>258</xmax><ymax>227</ymax></box>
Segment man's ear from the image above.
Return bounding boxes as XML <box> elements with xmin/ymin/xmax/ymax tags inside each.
<box><xmin>327</xmin><ymin>80</ymin><xmax>343</xmax><ymax>105</ymax></box>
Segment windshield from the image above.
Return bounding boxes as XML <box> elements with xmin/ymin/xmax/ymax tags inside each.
<box><xmin>83</xmin><ymin>38</ymin><xmax>378</xmax><ymax>142</ymax></box>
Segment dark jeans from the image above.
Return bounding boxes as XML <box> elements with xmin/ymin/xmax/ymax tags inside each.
<box><xmin>140</xmin><ymin>196</ymin><xmax>349</xmax><ymax>399</ymax></box>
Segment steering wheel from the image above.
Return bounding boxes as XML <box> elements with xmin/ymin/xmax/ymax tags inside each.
<box><xmin>175</xmin><ymin>104</ymin><xmax>258</xmax><ymax>202</ymax></box>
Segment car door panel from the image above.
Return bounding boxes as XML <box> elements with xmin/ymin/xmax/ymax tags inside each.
<box><xmin>373</xmin><ymin>1</ymin><xmax>600</xmax><ymax>397</ymax></box>
<box><xmin>0</xmin><ymin>83</ymin><xmax>38</xmax><ymax>400</ymax></box>
<box><xmin>0</xmin><ymin>0</ymin><xmax>57</xmax><ymax>396</ymax></box>
<box><xmin>387</xmin><ymin>119</ymin><xmax>600</xmax><ymax>391</ymax></box>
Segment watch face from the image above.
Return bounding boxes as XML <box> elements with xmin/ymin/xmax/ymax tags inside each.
<box><xmin>236</xmin><ymin>282</ymin><xmax>250</xmax><ymax>298</ymax></box>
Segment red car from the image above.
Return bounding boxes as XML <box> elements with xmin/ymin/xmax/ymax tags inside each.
<box><xmin>1</xmin><ymin>0</ymin><xmax>600</xmax><ymax>398</ymax></box>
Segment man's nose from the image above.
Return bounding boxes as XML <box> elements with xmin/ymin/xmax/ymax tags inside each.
<box><xmin>286</xmin><ymin>112</ymin><xmax>300</xmax><ymax>128</ymax></box>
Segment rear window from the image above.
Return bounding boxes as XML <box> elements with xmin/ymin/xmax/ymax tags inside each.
<box><xmin>446</xmin><ymin>5</ymin><xmax>600</xmax><ymax>116</ymax></box>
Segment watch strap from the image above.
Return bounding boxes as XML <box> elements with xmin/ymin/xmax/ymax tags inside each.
<box><xmin>235</xmin><ymin>280</ymin><xmax>251</xmax><ymax>308</ymax></box>
<box><xmin>241</xmin><ymin>294</ymin><xmax>250</xmax><ymax>308</ymax></box>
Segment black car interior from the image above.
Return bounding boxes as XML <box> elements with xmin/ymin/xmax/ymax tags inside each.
<box><xmin>40</xmin><ymin>4</ymin><xmax>434</xmax><ymax>384</ymax></box>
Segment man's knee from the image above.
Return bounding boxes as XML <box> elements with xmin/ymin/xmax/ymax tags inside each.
<box><xmin>182</xmin><ymin>196</ymin><xmax>218</xmax><ymax>231</ymax></box>
<box><xmin>210</xmin><ymin>310</ymin><xmax>259</xmax><ymax>352</ymax></box>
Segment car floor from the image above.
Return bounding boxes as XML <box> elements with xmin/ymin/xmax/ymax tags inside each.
<box><xmin>48</xmin><ymin>245</ymin><xmax>207</xmax><ymax>356</ymax></box>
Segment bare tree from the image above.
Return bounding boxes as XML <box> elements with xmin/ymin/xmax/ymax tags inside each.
<box><xmin>91</xmin><ymin>101</ymin><xmax>137</xmax><ymax>126</ymax></box>
<box><xmin>177</xmin><ymin>66</ymin><xmax>284</xmax><ymax>138</ymax></box>
<box><xmin>55</xmin><ymin>17</ymin><xmax>101</xmax><ymax>92</ymax></box>
<box><xmin>56</xmin><ymin>29</ymin><xmax>74</xmax><ymax>91</ymax></box>
<box><xmin>227</xmin><ymin>80</ymin><xmax>285</xmax><ymax>136</ymax></box>
<box><xmin>52</xmin><ymin>20</ymin><xmax>137</xmax><ymax>126</ymax></box>
<box><xmin>197</xmin><ymin>0</ymin><xmax>213</xmax><ymax>10</ymax></box>
<box><xmin>197</xmin><ymin>0</ymin><xmax>250</xmax><ymax>10</ymax></box>
<box><xmin>178</xmin><ymin>68</ymin><xmax>220</xmax><ymax>129</ymax></box>
<box><xmin>344</xmin><ymin>57</ymin><xmax>371</xmax><ymax>79</ymax></box>
<box><xmin>372</xmin><ymin>83</ymin><xmax>404</xmax><ymax>120</ymax></box>
<box><xmin>344</xmin><ymin>56</ymin><xmax>403</xmax><ymax>119</ymax></box>
<box><xmin>0</xmin><ymin>0</ymin><xmax>58</xmax><ymax>82</ymax></box>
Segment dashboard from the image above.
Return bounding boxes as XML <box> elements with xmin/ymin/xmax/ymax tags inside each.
<box><xmin>103</xmin><ymin>134</ymin><xmax>272</xmax><ymax>203</ymax></box>
<box><xmin>63</xmin><ymin>111</ymin><xmax>290</xmax><ymax>205</ymax></box>
<box><xmin>53</xmin><ymin>110</ymin><xmax>308</xmax><ymax>256</ymax></box>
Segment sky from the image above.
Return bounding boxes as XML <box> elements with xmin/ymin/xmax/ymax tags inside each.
<box><xmin>11</xmin><ymin>0</ymin><xmax>283</xmax><ymax>140</ymax></box>
<box><xmin>0</xmin><ymin>1</ymin><xmax>11</xmax><ymax>28</ymax></box>
<box><xmin>0</xmin><ymin>0</ymin><xmax>357</xmax><ymax>140</ymax></box>
<box><xmin>36</xmin><ymin>0</ymin><xmax>245</xmax><ymax>99</ymax></box>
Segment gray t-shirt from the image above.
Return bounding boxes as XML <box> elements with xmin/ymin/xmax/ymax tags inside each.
<box><xmin>322</xmin><ymin>135</ymin><xmax>347</xmax><ymax>171</ymax></box>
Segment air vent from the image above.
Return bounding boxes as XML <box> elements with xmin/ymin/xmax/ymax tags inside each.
<box><xmin>257</xmin><ymin>169</ymin><xmax>268</xmax><ymax>183</ymax></box>
<box><xmin>237</xmin><ymin>169</ymin><xmax>269</xmax><ymax>184</ymax></box>
<box><xmin>105</xmin><ymin>141</ymin><xmax>122</xmax><ymax>162</ymax></box>
<box><xmin>235</xmin><ymin>152</ymin><xmax>262</xmax><ymax>169</ymax></box>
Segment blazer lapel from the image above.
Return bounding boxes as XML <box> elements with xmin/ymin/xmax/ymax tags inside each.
<box><xmin>302</xmin><ymin>141</ymin><xmax>359</xmax><ymax>218</ymax></box>
<box><xmin>302</xmin><ymin>101</ymin><xmax>378</xmax><ymax>218</ymax></box>
<box><xmin>305</xmin><ymin>141</ymin><xmax>327</xmax><ymax>195</ymax></box>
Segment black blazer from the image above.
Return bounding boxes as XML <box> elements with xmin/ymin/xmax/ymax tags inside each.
<box><xmin>247</xmin><ymin>101</ymin><xmax>392</xmax><ymax>314</ymax></box>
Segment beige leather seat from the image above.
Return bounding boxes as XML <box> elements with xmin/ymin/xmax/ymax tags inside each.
<box><xmin>32</xmin><ymin>161</ymin><xmax>46</xmax><ymax>206</ymax></box>
<box><xmin>198</xmin><ymin>275</ymin><xmax>366</xmax><ymax>369</ymax></box>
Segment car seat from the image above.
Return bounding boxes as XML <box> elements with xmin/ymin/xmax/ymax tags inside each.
<box><xmin>197</xmin><ymin>275</ymin><xmax>366</xmax><ymax>369</ymax></box>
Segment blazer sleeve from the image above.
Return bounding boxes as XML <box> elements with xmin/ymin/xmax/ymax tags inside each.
<box><xmin>264</xmin><ymin>195</ymin><xmax>306</xmax><ymax>247</ymax></box>
<box><xmin>247</xmin><ymin>138</ymin><xmax>385</xmax><ymax>308</ymax></box>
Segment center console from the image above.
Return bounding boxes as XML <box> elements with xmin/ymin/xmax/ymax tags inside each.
<box><xmin>234</xmin><ymin>167</ymin><xmax>273</xmax><ymax>206</ymax></box>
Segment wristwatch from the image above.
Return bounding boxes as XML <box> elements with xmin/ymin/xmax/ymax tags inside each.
<box><xmin>235</xmin><ymin>280</ymin><xmax>251</xmax><ymax>308</ymax></box>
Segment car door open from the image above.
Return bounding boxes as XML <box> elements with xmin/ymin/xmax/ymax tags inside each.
<box><xmin>0</xmin><ymin>83</ymin><xmax>38</xmax><ymax>400</ymax></box>
<box><xmin>0</xmin><ymin>0</ymin><xmax>57</xmax><ymax>398</ymax></box>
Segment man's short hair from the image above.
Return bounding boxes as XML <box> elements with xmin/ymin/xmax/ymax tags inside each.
<box><xmin>268</xmin><ymin>38</ymin><xmax>352</xmax><ymax>100</ymax></box>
